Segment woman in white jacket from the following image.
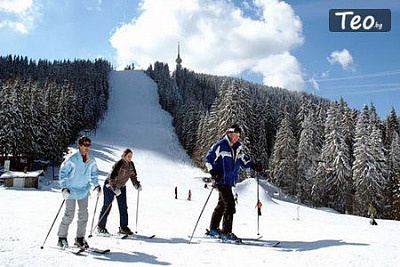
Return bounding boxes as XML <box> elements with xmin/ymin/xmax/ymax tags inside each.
<box><xmin>57</xmin><ymin>136</ymin><xmax>99</xmax><ymax>249</ymax></box>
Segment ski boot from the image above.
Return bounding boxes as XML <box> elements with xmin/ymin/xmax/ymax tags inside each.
<box><xmin>220</xmin><ymin>232</ymin><xmax>240</xmax><ymax>242</ymax></box>
<box><xmin>206</xmin><ymin>228</ymin><xmax>222</xmax><ymax>238</ymax></box>
<box><xmin>57</xmin><ymin>237</ymin><xmax>68</xmax><ymax>249</ymax></box>
<box><xmin>97</xmin><ymin>225</ymin><xmax>110</xmax><ymax>235</ymax></box>
<box><xmin>74</xmin><ymin>237</ymin><xmax>89</xmax><ymax>249</ymax></box>
<box><xmin>119</xmin><ymin>226</ymin><xmax>133</xmax><ymax>235</ymax></box>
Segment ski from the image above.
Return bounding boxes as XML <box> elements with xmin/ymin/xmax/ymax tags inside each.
<box><xmin>71</xmin><ymin>247</ymin><xmax>86</xmax><ymax>255</ymax></box>
<box><xmin>204</xmin><ymin>229</ymin><xmax>263</xmax><ymax>242</ymax></box>
<box><xmin>50</xmin><ymin>246</ymin><xmax>87</xmax><ymax>256</ymax></box>
<box><xmin>236</xmin><ymin>236</ymin><xmax>263</xmax><ymax>241</ymax></box>
<box><xmin>191</xmin><ymin>234</ymin><xmax>280</xmax><ymax>248</ymax></box>
<box><xmin>50</xmin><ymin>246</ymin><xmax>109</xmax><ymax>255</ymax></box>
<box><xmin>96</xmin><ymin>232</ymin><xmax>155</xmax><ymax>240</ymax></box>
<box><xmin>86</xmin><ymin>247</ymin><xmax>111</xmax><ymax>254</ymax></box>
<box><xmin>122</xmin><ymin>233</ymin><xmax>156</xmax><ymax>240</ymax></box>
<box><xmin>229</xmin><ymin>239</ymin><xmax>281</xmax><ymax>247</ymax></box>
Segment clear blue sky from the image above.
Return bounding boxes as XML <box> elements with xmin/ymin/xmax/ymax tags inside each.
<box><xmin>1</xmin><ymin>0</ymin><xmax>399</xmax><ymax>118</ymax></box>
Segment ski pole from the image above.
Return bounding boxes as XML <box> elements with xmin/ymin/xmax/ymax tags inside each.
<box><xmin>88</xmin><ymin>190</ymin><xmax>101</xmax><ymax>238</ymax></box>
<box><xmin>256</xmin><ymin>172</ymin><xmax>260</xmax><ymax>235</ymax></box>
<box><xmin>188</xmin><ymin>187</ymin><xmax>214</xmax><ymax>244</ymax></box>
<box><xmin>88</xmin><ymin>195</ymin><xmax>115</xmax><ymax>238</ymax></box>
<box><xmin>135</xmin><ymin>190</ymin><xmax>140</xmax><ymax>234</ymax></box>
<box><xmin>40</xmin><ymin>199</ymin><xmax>65</xmax><ymax>249</ymax></box>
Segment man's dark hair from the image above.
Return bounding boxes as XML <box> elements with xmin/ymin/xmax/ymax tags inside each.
<box><xmin>78</xmin><ymin>135</ymin><xmax>91</xmax><ymax>145</ymax></box>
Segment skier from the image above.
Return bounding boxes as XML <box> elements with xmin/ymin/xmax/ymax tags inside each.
<box><xmin>256</xmin><ymin>200</ymin><xmax>262</xmax><ymax>216</ymax></box>
<box><xmin>97</xmin><ymin>148</ymin><xmax>142</xmax><ymax>235</ymax></box>
<box><xmin>188</xmin><ymin>189</ymin><xmax>192</xmax><ymax>201</ymax></box>
<box><xmin>57</xmin><ymin>136</ymin><xmax>100</xmax><ymax>249</ymax></box>
<box><xmin>205</xmin><ymin>124</ymin><xmax>262</xmax><ymax>241</ymax></box>
<box><xmin>368</xmin><ymin>203</ymin><xmax>378</xmax><ymax>225</ymax></box>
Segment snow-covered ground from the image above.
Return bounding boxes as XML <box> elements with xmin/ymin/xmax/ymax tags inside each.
<box><xmin>1</xmin><ymin>70</ymin><xmax>399</xmax><ymax>267</ymax></box>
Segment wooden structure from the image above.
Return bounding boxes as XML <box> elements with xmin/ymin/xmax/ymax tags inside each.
<box><xmin>1</xmin><ymin>170</ymin><xmax>44</xmax><ymax>189</ymax></box>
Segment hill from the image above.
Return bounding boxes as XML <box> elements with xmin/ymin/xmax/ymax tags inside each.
<box><xmin>0</xmin><ymin>70</ymin><xmax>399</xmax><ymax>266</ymax></box>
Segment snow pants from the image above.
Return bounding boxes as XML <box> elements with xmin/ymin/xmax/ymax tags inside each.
<box><xmin>57</xmin><ymin>195</ymin><xmax>89</xmax><ymax>239</ymax></box>
<box><xmin>210</xmin><ymin>184</ymin><xmax>236</xmax><ymax>234</ymax></box>
<box><xmin>98</xmin><ymin>183</ymin><xmax>129</xmax><ymax>228</ymax></box>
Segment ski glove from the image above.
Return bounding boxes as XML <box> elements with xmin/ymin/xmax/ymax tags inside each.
<box><xmin>113</xmin><ymin>187</ymin><xmax>122</xmax><ymax>196</ymax></box>
<box><xmin>133</xmin><ymin>181</ymin><xmax>142</xmax><ymax>191</ymax></box>
<box><xmin>210</xmin><ymin>169</ymin><xmax>223</xmax><ymax>181</ymax></box>
<box><xmin>106</xmin><ymin>184</ymin><xmax>121</xmax><ymax>196</ymax></box>
<box><xmin>93</xmin><ymin>184</ymin><xmax>101</xmax><ymax>195</ymax></box>
<box><xmin>62</xmin><ymin>188</ymin><xmax>71</xmax><ymax>199</ymax></box>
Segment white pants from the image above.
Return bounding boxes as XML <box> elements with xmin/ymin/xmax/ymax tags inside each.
<box><xmin>57</xmin><ymin>196</ymin><xmax>89</xmax><ymax>239</ymax></box>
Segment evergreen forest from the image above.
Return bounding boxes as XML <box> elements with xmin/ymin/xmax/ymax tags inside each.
<box><xmin>1</xmin><ymin>55</ymin><xmax>400</xmax><ymax>221</ymax></box>
<box><xmin>146</xmin><ymin>61</ymin><xmax>400</xmax><ymax>221</ymax></box>
<box><xmin>0</xmin><ymin>55</ymin><xmax>111</xmax><ymax>163</ymax></box>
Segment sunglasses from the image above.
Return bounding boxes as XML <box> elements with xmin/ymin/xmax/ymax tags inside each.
<box><xmin>80</xmin><ymin>143</ymin><xmax>91</xmax><ymax>147</ymax></box>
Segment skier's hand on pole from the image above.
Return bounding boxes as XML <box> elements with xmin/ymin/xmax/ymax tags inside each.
<box><xmin>62</xmin><ymin>188</ymin><xmax>70</xmax><ymax>199</ymax></box>
<box><xmin>93</xmin><ymin>184</ymin><xmax>101</xmax><ymax>196</ymax></box>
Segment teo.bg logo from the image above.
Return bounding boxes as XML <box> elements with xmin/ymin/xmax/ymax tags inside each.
<box><xmin>329</xmin><ymin>9</ymin><xmax>391</xmax><ymax>32</ymax></box>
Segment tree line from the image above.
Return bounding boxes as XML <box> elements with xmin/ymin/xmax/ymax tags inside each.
<box><xmin>147</xmin><ymin>62</ymin><xmax>400</xmax><ymax>220</ymax></box>
<box><xmin>0</xmin><ymin>55</ymin><xmax>112</xmax><ymax>163</ymax></box>
<box><xmin>1</xmin><ymin>54</ymin><xmax>398</xmax><ymax>220</ymax></box>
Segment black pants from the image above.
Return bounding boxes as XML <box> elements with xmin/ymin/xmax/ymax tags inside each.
<box><xmin>98</xmin><ymin>182</ymin><xmax>129</xmax><ymax>228</ymax></box>
<box><xmin>210</xmin><ymin>185</ymin><xmax>236</xmax><ymax>234</ymax></box>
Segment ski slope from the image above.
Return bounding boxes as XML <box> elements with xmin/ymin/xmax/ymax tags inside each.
<box><xmin>1</xmin><ymin>70</ymin><xmax>399</xmax><ymax>267</ymax></box>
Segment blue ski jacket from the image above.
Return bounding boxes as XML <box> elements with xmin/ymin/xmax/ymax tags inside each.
<box><xmin>59</xmin><ymin>150</ymin><xmax>99</xmax><ymax>199</ymax></box>
<box><xmin>205</xmin><ymin>136</ymin><xmax>254</xmax><ymax>186</ymax></box>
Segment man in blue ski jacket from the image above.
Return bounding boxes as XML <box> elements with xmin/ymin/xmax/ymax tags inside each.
<box><xmin>57</xmin><ymin>136</ymin><xmax>100</xmax><ymax>249</ymax></box>
<box><xmin>205</xmin><ymin>124</ymin><xmax>262</xmax><ymax>241</ymax></box>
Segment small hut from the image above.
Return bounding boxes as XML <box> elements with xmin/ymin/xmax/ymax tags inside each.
<box><xmin>1</xmin><ymin>170</ymin><xmax>44</xmax><ymax>189</ymax></box>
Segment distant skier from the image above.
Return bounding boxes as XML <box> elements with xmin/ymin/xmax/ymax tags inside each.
<box><xmin>256</xmin><ymin>200</ymin><xmax>262</xmax><ymax>216</ymax></box>
<box><xmin>234</xmin><ymin>193</ymin><xmax>238</xmax><ymax>205</ymax></box>
<box><xmin>368</xmin><ymin>203</ymin><xmax>378</xmax><ymax>225</ymax></box>
<box><xmin>205</xmin><ymin>124</ymin><xmax>262</xmax><ymax>241</ymax></box>
<box><xmin>187</xmin><ymin>189</ymin><xmax>192</xmax><ymax>201</ymax></box>
<box><xmin>175</xmin><ymin>186</ymin><xmax>178</xmax><ymax>199</ymax></box>
<box><xmin>97</xmin><ymin>148</ymin><xmax>142</xmax><ymax>235</ymax></box>
<box><xmin>57</xmin><ymin>136</ymin><xmax>100</xmax><ymax>249</ymax></box>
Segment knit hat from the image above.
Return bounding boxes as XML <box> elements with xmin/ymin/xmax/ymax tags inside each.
<box><xmin>227</xmin><ymin>124</ymin><xmax>242</xmax><ymax>134</ymax></box>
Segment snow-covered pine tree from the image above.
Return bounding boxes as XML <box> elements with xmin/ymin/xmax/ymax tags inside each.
<box><xmin>0</xmin><ymin>78</ymin><xmax>25</xmax><ymax>156</ymax></box>
<box><xmin>311</xmin><ymin>101</ymin><xmax>352</xmax><ymax>213</ymax></box>
<box><xmin>297</xmin><ymin>111</ymin><xmax>321</xmax><ymax>204</ymax></box>
<box><xmin>269</xmin><ymin>109</ymin><xmax>298</xmax><ymax>196</ymax></box>
<box><xmin>247</xmin><ymin>90</ymin><xmax>269</xmax><ymax>173</ymax></box>
<box><xmin>388</xmin><ymin>132</ymin><xmax>400</xmax><ymax>220</ymax></box>
<box><xmin>353</xmin><ymin>105</ymin><xmax>386</xmax><ymax>216</ymax></box>
<box><xmin>383</xmin><ymin>107</ymin><xmax>400</xmax><ymax>153</ymax></box>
